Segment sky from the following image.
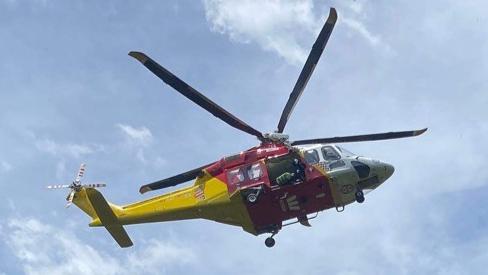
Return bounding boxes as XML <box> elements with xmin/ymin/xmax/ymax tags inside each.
<box><xmin>0</xmin><ymin>0</ymin><xmax>487</xmax><ymax>274</ymax></box>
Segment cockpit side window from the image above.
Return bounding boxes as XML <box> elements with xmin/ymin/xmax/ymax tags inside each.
<box><xmin>246</xmin><ymin>163</ymin><xmax>263</xmax><ymax>180</ymax></box>
<box><xmin>303</xmin><ymin>149</ymin><xmax>319</xmax><ymax>164</ymax></box>
<box><xmin>336</xmin><ymin>146</ymin><xmax>355</xmax><ymax>157</ymax></box>
<box><xmin>227</xmin><ymin>162</ymin><xmax>264</xmax><ymax>185</ymax></box>
<box><xmin>321</xmin><ymin>146</ymin><xmax>341</xmax><ymax>161</ymax></box>
<box><xmin>227</xmin><ymin>168</ymin><xmax>245</xmax><ymax>185</ymax></box>
<box><xmin>351</xmin><ymin>161</ymin><xmax>370</xmax><ymax>179</ymax></box>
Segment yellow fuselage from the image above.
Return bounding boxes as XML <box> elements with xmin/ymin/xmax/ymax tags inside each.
<box><xmin>75</xmin><ymin>171</ymin><xmax>258</xmax><ymax>235</ymax></box>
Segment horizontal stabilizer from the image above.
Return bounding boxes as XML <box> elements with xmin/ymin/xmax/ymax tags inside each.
<box><xmin>105</xmin><ymin>224</ymin><xmax>133</xmax><ymax>248</ymax></box>
<box><xmin>85</xmin><ymin>188</ymin><xmax>133</xmax><ymax>248</ymax></box>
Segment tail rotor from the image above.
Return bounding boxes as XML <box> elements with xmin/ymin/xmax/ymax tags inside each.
<box><xmin>46</xmin><ymin>163</ymin><xmax>106</xmax><ymax>207</ymax></box>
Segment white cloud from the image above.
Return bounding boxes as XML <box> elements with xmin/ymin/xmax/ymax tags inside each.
<box><xmin>117</xmin><ymin>124</ymin><xmax>153</xmax><ymax>147</ymax></box>
<box><xmin>116</xmin><ymin>124</ymin><xmax>163</xmax><ymax>166</ymax></box>
<box><xmin>203</xmin><ymin>0</ymin><xmax>318</xmax><ymax>65</ymax></box>
<box><xmin>342</xmin><ymin>17</ymin><xmax>379</xmax><ymax>46</ymax></box>
<box><xmin>335</xmin><ymin>0</ymin><xmax>392</xmax><ymax>53</ymax></box>
<box><xmin>55</xmin><ymin>160</ymin><xmax>67</xmax><ymax>180</ymax></box>
<box><xmin>7</xmin><ymin>199</ymin><xmax>16</xmax><ymax>211</ymax></box>
<box><xmin>1</xmin><ymin>0</ymin><xmax>49</xmax><ymax>7</ymax></box>
<box><xmin>126</xmin><ymin>240</ymin><xmax>195</xmax><ymax>274</ymax></box>
<box><xmin>340</xmin><ymin>16</ymin><xmax>393</xmax><ymax>55</ymax></box>
<box><xmin>1</xmin><ymin>0</ymin><xmax>17</xmax><ymax>6</ymax></box>
<box><xmin>0</xmin><ymin>160</ymin><xmax>12</xmax><ymax>173</ymax></box>
<box><xmin>1</xmin><ymin>217</ymin><xmax>196</xmax><ymax>275</ymax></box>
<box><xmin>203</xmin><ymin>0</ymin><xmax>390</xmax><ymax>65</ymax></box>
<box><xmin>344</xmin><ymin>0</ymin><xmax>364</xmax><ymax>14</ymax></box>
<box><xmin>154</xmin><ymin>156</ymin><xmax>168</xmax><ymax>168</ymax></box>
<box><xmin>35</xmin><ymin>138</ymin><xmax>102</xmax><ymax>159</ymax></box>
<box><xmin>136</xmin><ymin>148</ymin><xmax>146</xmax><ymax>163</ymax></box>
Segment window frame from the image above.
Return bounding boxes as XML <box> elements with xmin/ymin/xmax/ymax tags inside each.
<box><xmin>321</xmin><ymin>146</ymin><xmax>341</xmax><ymax>161</ymax></box>
<box><xmin>303</xmin><ymin>149</ymin><xmax>320</xmax><ymax>165</ymax></box>
<box><xmin>246</xmin><ymin>163</ymin><xmax>263</xmax><ymax>181</ymax></box>
<box><xmin>226</xmin><ymin>162</ymin><xmax>264</xmax><ymax>186</ymax></box>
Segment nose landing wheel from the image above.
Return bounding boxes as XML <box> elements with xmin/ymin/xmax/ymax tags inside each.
<box><xmin>265</xmin><ymin>237</ymin><xmax>275</xmax><ymax>248</ymax></box>
<box><xmin>355</xmin><ymin>190</ymin><xmax>365</xmax><ymax>203</ymax></box>
<box><xmin>264</xmin><ymin>230</ymin><xmax>279</xmax><ymax>248</ymax></box>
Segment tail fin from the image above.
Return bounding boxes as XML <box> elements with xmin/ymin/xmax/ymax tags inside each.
<box><xmin>84</xmin><ymin>188</ymin><xmax>133</xmax><ymax>248</ymax></box>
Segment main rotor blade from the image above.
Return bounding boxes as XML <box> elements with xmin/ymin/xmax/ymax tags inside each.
<box><xmin>129</xmin><ymin>52</ymin><xmax>264</xmax><ymax>141</ymax></box>
<box><xmin>277</xmin><ymin>8</ymin><xmax>338</xmax><ymax>133</ymax></box>
<box><xmin>139</xmin><ymin>163</ymin><xmax>212</xmax><ymax>194</ymax></box>
<box><xmin>291</xmin><ymin>128</ymin><xmax>428</xmax><ymax>145</ymax></box>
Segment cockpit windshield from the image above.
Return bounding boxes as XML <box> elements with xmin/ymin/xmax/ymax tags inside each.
<box><xmin>303</xmin><ymin>149</ymin><xmax>320</xmax><ymax>164</ymax></box>
<box><xmin>336</xmin><ymin>146</ymin><xmax>355</xmax><ymax>157</ymax></box>
<box><xmin>321</xmin><ymin>146</ymin><xmax>341</xmax><ymax>161</ymax></box>
<box><xmin>320</xmin><ymin>146</ymin><xmax>345</xmax><ymax>171</ymax></box>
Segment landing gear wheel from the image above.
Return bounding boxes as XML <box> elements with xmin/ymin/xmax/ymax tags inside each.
<box><xmin>265</xmin><ymin>237</ymin><xmax>275</xmax><ymax>248</ymax></box>
<box><xmin>247</xmin><ymin>193</ymin><xmax>258</xmax><ymax>203</ymax></box>
<box><xmin>355</xmin><ymin>190</ymin><xmax>365</xmax><ymax>203</ymax></box>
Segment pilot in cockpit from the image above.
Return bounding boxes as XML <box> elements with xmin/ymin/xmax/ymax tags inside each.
<box><xmin>266</xmin><ymin>152</ymin><xmax>306</xmax><ymax>186</ymax></box>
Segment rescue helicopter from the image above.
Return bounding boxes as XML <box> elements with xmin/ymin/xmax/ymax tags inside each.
<box><xmin>47</xmin><ymin>8</ymin><xmax>426</xmax><ymax>248</ymax></box>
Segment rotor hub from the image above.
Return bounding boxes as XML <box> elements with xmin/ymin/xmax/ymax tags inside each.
<box><xmin>263</xmin><ymin>133</ymin><xmax>289</xmax><ymax>143</ymax></box>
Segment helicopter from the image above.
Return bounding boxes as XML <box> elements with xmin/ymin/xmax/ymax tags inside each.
<box><xmin>47</xmin><ymin>8</ymin><xmax>426</xmax><ymax>248</ymax></box>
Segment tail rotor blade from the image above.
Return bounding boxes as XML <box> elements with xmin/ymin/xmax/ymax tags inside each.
<box><xmin>47</xmin><ymin>184</ymin><xmax>70</xmax><ymax>189</ymax></box>
<box><xmin>75</xmin><ymin>163</ymin><xmax>86</xmax><ymax>183</ymax></box>
<box><xmin>82</xmin><ymin>182</ymin><xmax>107</xmax><ymax>188</ymax></box>
<box><xmin>66</xmin><ymin>190</ymin><xmax>75</xmax><ymax>208</ymax></box>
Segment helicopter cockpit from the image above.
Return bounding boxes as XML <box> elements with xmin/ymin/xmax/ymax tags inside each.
<box><xmin>300</xmin><ymin>144</ymin><xmax>394</xmax><ymax>189</ymax></box>
<box><xmin>302</xmin><ymin>145</ymin><xmax>355</xmax><ymax>171</ymax></box>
